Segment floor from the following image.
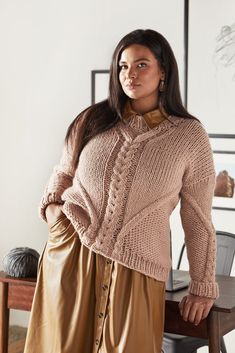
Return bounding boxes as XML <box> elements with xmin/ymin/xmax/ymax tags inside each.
<box><xmin>8</xmin><ymin>326</ymin><xmax>27</xmax><ymax>353</ymax></box>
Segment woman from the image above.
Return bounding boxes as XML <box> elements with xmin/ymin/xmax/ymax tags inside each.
<box><xmin>24</xmin><ymin>29</ymin><xmax>219</xmax><ymax>353</ymax></box>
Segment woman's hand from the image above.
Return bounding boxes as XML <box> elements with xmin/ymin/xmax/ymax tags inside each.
<box><xmin>178</xmin><ymin>294</ymin><xmax>215</xmax><ymax>326</ymax></box>
<box><xmin>45</xmin><ymin>203</ymin><xmax>64</xmax><ymax>225</ymax></box>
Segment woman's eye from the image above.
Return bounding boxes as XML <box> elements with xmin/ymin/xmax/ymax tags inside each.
<box><xmin>137</xmin><ymin>62</ymin><xmax>147</xmax><ymax>68</ymax></box>
<box><xmin>120</xmin><ymin>65</ymin><xmax>128</xmax><ymax>70</ymax></box>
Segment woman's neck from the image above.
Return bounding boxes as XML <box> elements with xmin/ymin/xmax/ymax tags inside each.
<box><xmin>130</xmin><ymin>96</ymin><xmax>159</xmax><ymax>115</ymax></box>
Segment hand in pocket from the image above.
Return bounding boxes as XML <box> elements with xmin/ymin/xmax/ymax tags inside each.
<box><xmin>45</xmin><ymin>203</ymin><xmax>64</xmax><ymax>226</ymax></box>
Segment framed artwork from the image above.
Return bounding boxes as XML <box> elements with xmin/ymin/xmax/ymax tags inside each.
<box><xmin>91</xmin><ymin>70</ymin><xmax>109</xmax><ymax>104</ymax></box>
<box><xmin>210</xmin><ymin>134</ymin><xmax>235</xmax><ymax>154</ymax></box>
<box><xmin>210</xmin><ymin>134</ymin><xmax>235</xmax><ymax>211</ymax></box>
<box><xmin>186</xmin><ymin>0</ymin><xmax>235</xmax><ymax>134</ymax></box>
<box><xmin>185</xmin><ymin>0</ymin><xmax>235</xmax><ymax>212</ymax></box>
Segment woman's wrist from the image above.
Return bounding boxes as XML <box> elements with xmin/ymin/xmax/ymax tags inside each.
<box><xmin>45</xmin><ymin>203</ymin><xmax>64</xmax><ymax>223</ymax></box>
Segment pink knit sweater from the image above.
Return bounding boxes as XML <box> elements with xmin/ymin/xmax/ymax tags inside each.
<box><xmin>39</xmin><ymin>110</ymin><xmax>219</xmax><ymax>299</ymax></box>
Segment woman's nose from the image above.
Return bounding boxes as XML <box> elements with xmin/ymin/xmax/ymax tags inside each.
<box><xmin>126</xmin><ymin>68</ymin><xmax>137</xmax><ymax>79</ymax></box>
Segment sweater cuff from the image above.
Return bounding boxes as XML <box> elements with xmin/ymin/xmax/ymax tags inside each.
<box><xmin>188</xmin><ymin>280</ymin><xmax>219</xmax><ymax>299</ymax></box>
<box><xmin>39</xmin><ymin>192</ymin><xmax>64</xmax><ymax>222</ymax></box>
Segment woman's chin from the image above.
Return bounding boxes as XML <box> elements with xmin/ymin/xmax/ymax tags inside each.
<box><xmin>124</xmin><ymin>91</ymin><xmax>141</xmax><ymax>100</ymax></box>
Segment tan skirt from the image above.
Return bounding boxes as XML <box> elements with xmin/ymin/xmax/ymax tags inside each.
<box><xmin>24</xmin><ymin>213</ymin><xmax>165</xmax><ymax>353</ymax></box>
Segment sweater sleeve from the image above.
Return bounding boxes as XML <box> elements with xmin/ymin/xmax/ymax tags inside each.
<box><xmin>179</xmin><ymin>121</ymin><xmax>219</xmax><ymax>299</ymax></box>
<box><xmin>39</xmin><ymin>138</ymin><xmax>75</xmax><ymax>222</ymax></box>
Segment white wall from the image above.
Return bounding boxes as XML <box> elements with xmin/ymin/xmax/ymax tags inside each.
<box><xmin>1</xmin><ymin>1</ymin><xmax>234</xmax><ymax>352</ymax></box>
<box><xmin>0</xmin><ymin>0</ymin><xmax>184</xmax><ymax>326</ymax></box>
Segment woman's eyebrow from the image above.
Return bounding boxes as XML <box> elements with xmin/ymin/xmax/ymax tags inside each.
<box><xmin>119</xmin><ymin>58</ymin><xmax>151</xmax><ymax>64</ymax></box>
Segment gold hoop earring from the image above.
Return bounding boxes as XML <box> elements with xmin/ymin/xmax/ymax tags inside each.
<box><xmin>159</xmin><ymin>80</ymin><xmax>165</xmax><ymax>92</ymax></box>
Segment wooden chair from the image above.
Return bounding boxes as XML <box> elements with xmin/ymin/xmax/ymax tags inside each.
<box><xmin>162</xmin><ymin>230</ymin><xmax>235</xmax><ymax>353</ymax></box>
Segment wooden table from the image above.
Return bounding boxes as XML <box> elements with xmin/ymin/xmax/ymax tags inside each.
<box><xmin>164</xmin><ymin>270</ymin><xmax>235</xmax><ymax>353</ymax></box>
<box><xmin>0</xmin><ymin>271</ymin><xmax>36</xmax><ymax>353</ymax></box>
<box><xmin>0</xmin><ymin>270</ymin><xmax>235</xmax><ymax>353</ymax></box>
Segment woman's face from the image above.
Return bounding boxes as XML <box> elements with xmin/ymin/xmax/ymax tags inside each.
<box><xmin>118</xmin><ymin>44</ymin><xmax>165</xmax><ymax>107</ymax></box>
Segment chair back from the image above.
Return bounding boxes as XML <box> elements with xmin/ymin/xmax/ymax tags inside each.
<box><xmin>177</xmin><ymin>231</ymin><xmax>235</xmax><ymax>275</ymax></box>
<box><xmin>216</xmin><ymin>231</ymin><xmax>235</xmax><ymax>275</ymax></box>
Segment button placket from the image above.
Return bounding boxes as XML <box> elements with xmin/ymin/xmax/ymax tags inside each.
<box><xmin>93</xmin><ymin>258</ymin><xmax>114</xmax><ymax>353</ymax></box>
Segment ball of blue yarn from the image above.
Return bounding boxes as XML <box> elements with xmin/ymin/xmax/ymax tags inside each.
<box><xmin>2</xmin><ymin>247</ymin><xmax>40</xmax><ymax>278</ymax></box>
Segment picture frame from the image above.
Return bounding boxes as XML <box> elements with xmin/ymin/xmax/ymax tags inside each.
<box><xmin>209</xmin><ymin>134</ymin><xmax>235</xmax><ymax>154</ymax></box>
<box><xmin>186</xmin><ymin>0</ymin><xmax>235</xmax><ymax>134</ymax></box>
<box><xmin>91</xmin><ymin>70</ymin><xmax>109</xmax><ymax>104</ymax></box>
<box><xmin>210</xmin><ymin>134</ymin><xmax>235</xmax><ymax>211</ymax></box>
<box><xmin>185</xmin><ymin>0</ymin><xmax>235</xmax><ymax>212</ymax></box>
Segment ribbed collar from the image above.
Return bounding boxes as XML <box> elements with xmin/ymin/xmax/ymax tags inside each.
<box><xmin>121</xmin><ymin>100</ymin><xmax>175</xmax><ymax>130</ymax></box>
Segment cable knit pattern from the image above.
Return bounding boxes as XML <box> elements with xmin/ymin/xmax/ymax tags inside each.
<box><xmin>39</xmin><ymin>111</ymin><xmax>219</xmax><ymax>299</ymax></box>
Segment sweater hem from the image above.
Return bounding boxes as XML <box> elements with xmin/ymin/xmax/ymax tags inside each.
<box><xmin>80</xmin><ymin>237</ymin><xmax>170</xmax><ymax>282</ymax></box>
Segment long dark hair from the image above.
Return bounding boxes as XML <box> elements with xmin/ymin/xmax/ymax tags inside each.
<box><xmin>65</xmin><ymin>29</ymin><xmax>197</xmax><ymax>173</ymax></box>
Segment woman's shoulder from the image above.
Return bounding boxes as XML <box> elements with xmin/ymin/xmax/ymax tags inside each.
<box><xmin>171</xmin><ymin>116</ymin><xmax>212</xmax><ymax>155</ymax></box>
<box><xmin>173</xmin><ymin>115</ymin><xmax>209</xmax><ymax>136</ymax></box>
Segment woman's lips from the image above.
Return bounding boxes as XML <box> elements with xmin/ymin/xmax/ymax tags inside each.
<box><xmin>126</xmin><ymin>83</ymin><xmax>140</xmax><ymax>90</ymax></box>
